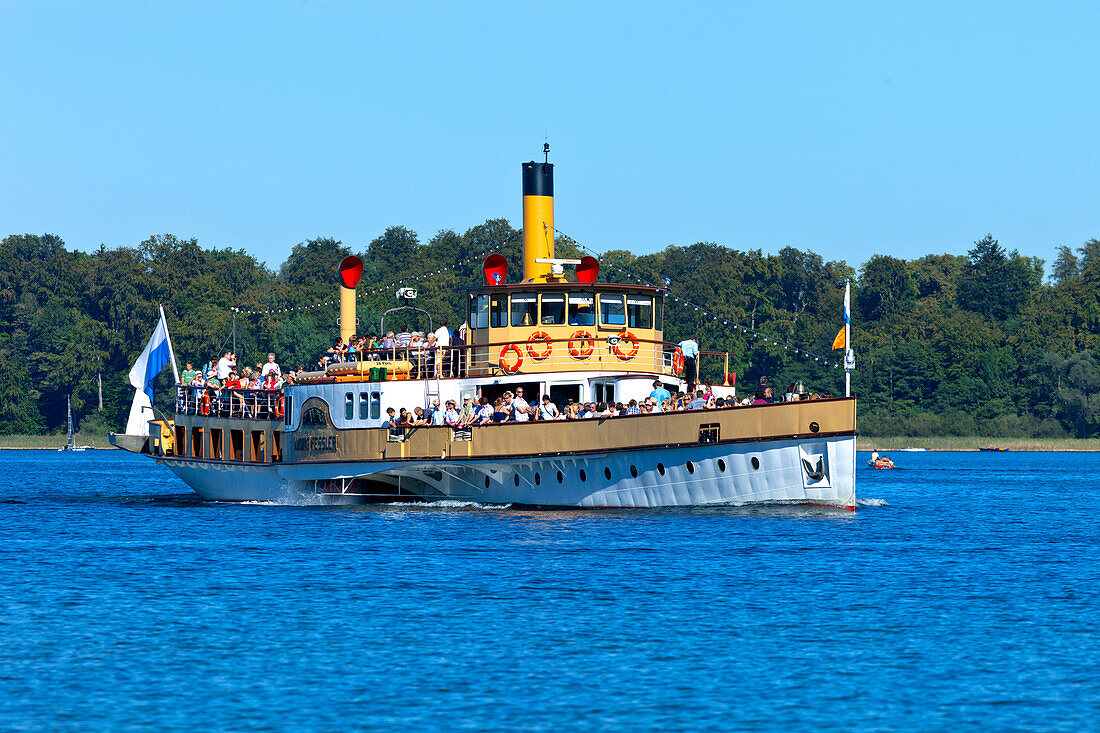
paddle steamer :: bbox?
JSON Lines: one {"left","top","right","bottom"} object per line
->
{"left": 140, "top": 156, "right": 858, "bottom": 507}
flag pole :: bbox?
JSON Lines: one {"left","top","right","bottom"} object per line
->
{"left": 160, "top": 304, "right": 181, "bottom": 385}
{"left": 844, "top": 280, "right": 851, "bottom": 398}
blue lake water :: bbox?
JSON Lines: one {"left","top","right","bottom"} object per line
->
{"left": 0, "top": 449, "right": 1096, "bottom": 731}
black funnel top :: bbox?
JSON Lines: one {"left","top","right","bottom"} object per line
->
{"left": 522, "top": 161, "right": 554, "bottom": 197}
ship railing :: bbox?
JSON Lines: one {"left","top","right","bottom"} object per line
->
{"left": 175, "top": 386, "right": 284, "bottom": 421}
{"left": 317, "top": 339, "right": 736, "bottom": 383}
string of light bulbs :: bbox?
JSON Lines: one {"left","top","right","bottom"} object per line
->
{"left": 554, "top": 227, "right": 843, "bottom": 369}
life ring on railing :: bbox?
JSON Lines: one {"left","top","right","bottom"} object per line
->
{"left": 275, "top": 395, "right": 284, "bottom": 419}
{"left": 613, "top": 330, "right": 639, "bottom": 360}
{"left": 569, "top": 330, "right": 595, "bottom": 359}
{"left": 200, "top": 391, "right": 211, "bottom": 416}
{"left": 499, "top": 343, "right": 523, "bottom": 374}
{"left": 672, "top": 347, "right": 685, "bottom": 376}
{"left": 526, "top": 331, "right": 553, "bottom": 361}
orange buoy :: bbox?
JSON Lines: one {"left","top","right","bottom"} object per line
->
{"left": 672, "top": 347, "right": 684, "bottom": 376}
{"left": 499, "top": 343, "right": 523, "bottom": 374}
{"left": 569, "top": 330, "right": 595, "bottom": 359}
{"left": 613, "top": 330, "right": 639, "bottom": 360}
{"left": 526, "top": 331, "right": 553, "bottom": 361}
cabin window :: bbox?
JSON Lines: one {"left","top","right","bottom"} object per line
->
{"left": 359, "top": 392, "right": 369, "bottom": 420}
{"left": 175, "top": 425, "right": 186, "bottom": 456}
{"left": 540, "top": 293, "right": 565, "bottom": 325}
{"left": 568, "top": 293, "right": 595, "bottom": 326}
{"left": 272, "top": 431, "right": 283, "bottom": 463}
{"left": 230, "top": 429, "right": 244, "bottom": 461}
{"left": 344, "top": 393, "right": 354, "bottom": 420}
{"left": 370, "top": 392, "right": 381, "bottom": 420}
{"left": 284, "top": 394, "right": 293, "bottom": 427}
{"left": 191, "top": 427, "right": 204, "bottom": 459}
{"left": 490, "top": 295, "right": 508, "bottom": 328}
{"left": 549, "top": 383, "right": 582, "bottom": 411}
{"left": 511, "top": 293, "right": 538, "bottom": 327}
{"left": 594, "top": 382, "right": 615, "bottom": 404}
{"left": 210, "top": 428, "right": 224, "bottom": 460}
{"left": 471, "top": 294, "right": 489, "bottom": 330}
{"left": 599, "top": 294, "right": 626, "bottom": 327}
{"left": 251, "top": 431, "right": 265, "bottom": 462}
{"left": 655, "top": 296, "right": 664, "bottom": 331}
{"left": 627, "top": 296, "right": 653, "bottom": 329}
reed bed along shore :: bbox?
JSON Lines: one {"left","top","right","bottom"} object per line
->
{"left": 858, "top": 436, "right": 1100, "bottom": 452}
{"left": 0, "top": 434, "right": 117, "bottom": 449}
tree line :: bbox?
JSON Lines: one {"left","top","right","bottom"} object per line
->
{"left": 1, "top": 224, "right": 1098, "bottom": 437}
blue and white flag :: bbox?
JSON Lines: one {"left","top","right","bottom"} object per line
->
{"left": 128, "top": 309, "right": 174, "bottom": 402}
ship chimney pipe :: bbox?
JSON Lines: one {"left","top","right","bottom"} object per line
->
{"left": 338, "top": 255, "right": 363, "bottom": 344}
{"left": 522, "top": 157, "right": 555, "bottom": 283}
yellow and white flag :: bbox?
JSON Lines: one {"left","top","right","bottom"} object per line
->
{"left": 831, "top": 281, "right": 850, "bottom": 350}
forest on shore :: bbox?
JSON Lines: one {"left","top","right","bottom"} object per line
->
{"left": 1, "top": 222, "right": 1099, "bottom": 438}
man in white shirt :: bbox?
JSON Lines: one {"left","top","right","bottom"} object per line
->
{"left": 678, "top": 335, "right": 699, "bottom": 390}
{"left": 512, "top": 387, "right": 531, "bottom": 422}
{"left": 433, "top": 320, "right": 451, "bottom": 376}
{"left": 216, "top": 351, "right": 235, "bottom": 380}
{"left": 261, "top": 353, "right": 281, "bottom": 379}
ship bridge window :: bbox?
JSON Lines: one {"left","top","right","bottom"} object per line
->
{"left": 471, "top": 294, "right": 489, "bottom": 329}
{"left": 599, "top": 294, "right": 626, "bottom": 327}
{"left": 541, "top": 293, "right": 565, "bottom": 325}
{"left": 511, "top": 293, "right": 538, "bottom": 327}
{"left": 490, "top": 295, "right": 507, "bottom": 328}
{"left": 628, "top": 296, "right": 653, "bottom": 329}
{"left": 655, "top": 296, "right": 664, "bottom": 331}
{"left": 568, "top": 293, "right": 595, "bottom": 326}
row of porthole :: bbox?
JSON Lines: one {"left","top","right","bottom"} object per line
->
{"left": 485, "top": 455, "right": 762, "bottom": 488}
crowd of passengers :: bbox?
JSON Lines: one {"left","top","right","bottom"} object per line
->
{"left": 380, "top": 380, "right": 835, "bottom": 429}
{"left": 176, "top": 351, "right": 303, "bottom": 417}
{"left": 319, "top": 323, "right": 464, "bottom": 378}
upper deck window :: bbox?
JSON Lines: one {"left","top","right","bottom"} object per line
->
{"left": 568, "top": 293, "right": 595, "bottom": 326}
{"left": 599, "top": 294, "right": 626, "bottom": 327}
{"left": 627, "top": 296, "right": 653, "bottom": 329}
{"left": 511, "top": 293, "right": 538, "bottom": 327}
{"left": 541, "top": 293, "right": 565, "bottom": 325}
{"left": 655, "top": 296, "right": 664, "bottom": 331}
{"left": 471, "top": 294, "right": 489, "bottom": 330}
{"left": 490, "top": 295, "right": 507, "bottom": 328}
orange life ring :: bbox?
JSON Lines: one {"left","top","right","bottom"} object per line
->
{"left": 569, "top": 330, "right": 595, "bottom": 359}
{"left": 672, "top": 347, "right": 685, "bottom": 376}
{"left": 499, "top": 343, "right": 523, "bottom": 374}
{"left": 275, "top": 395, "right": 284, "bottom": 419}
{"left": 200, "top": 391, "right": 211, "bottom": 416}
{"left": 613, "top": 330, "right": 639, "bottom": 360}
{"left": 526, "top": 331, "right": 553, "bottom": 361}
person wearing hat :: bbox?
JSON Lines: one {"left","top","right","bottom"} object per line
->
{"left": 430, "top": 398, "right": 444, "bottom": 425}
{"left": 460, "top": 395, "right": 475, "bottom": 425}
{"left": 444, "top": 400, "right": 461, "bottom": 427}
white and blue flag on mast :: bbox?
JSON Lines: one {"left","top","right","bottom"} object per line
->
{"left": 128, "top": 305, "right": 179, "bottom": 402}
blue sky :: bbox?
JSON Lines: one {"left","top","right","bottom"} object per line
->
{"left": 2, "top": 2, "right": 1098, "bottom": 273}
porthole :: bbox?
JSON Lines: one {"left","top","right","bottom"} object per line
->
{"left": 604, "top": 467, "right": 612, "bottom": 480}
{"left": 579, "top": 469, "right": 587, "bottom": 482}
{"left": 557, "top": 470, "right": 564, "bottom": 483}
{"left": 514, "top": 474, "right": 520, "bottom": 487}
{"left": 485, "top": 476, "right": 491, "bottom": 488}
{"left": 657, "top": 463, "right": 665, "bottom": 476}
{"left": 717, "top": 459, "right": 726, "bottom": 472}
{"left": 535, "top": 472, "right": 541, "bottom": 485}
{"left": 809, "top": 421, "right": 820, "bottom": 433}
{"left": 686, "top": 461, "right": 695, "bottom": 474}
{"left": 630, "top": 465, "right": 638, "bottom": 478}
{"left": 751, "top": 456, "right": 760, "bottom": 470}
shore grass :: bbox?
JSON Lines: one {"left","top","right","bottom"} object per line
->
{"left": 0, "top": 433, "right": 117, "bottom": 449}
{"left": 857, "top": 436, "right": 1100, "bottom": 452}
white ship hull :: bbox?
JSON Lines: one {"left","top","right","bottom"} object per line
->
{"left": 157, "top": 433, "right": 855, "bottom": 508}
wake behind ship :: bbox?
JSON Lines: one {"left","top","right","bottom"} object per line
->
{"left": 131, "top": 153, "right": 857, "bottom": 507}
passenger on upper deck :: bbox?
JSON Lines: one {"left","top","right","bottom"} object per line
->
{"left": 649, "top": 380, "right": 671, "bottom": 406}
{"left": 678, "top": 335, "right": 699, "bottom": 390}
{"left": 217, "top": 351, "right": 235, "bottom": 380}
{"left": 538, "top": 395, "right": 559, "bottom": 421}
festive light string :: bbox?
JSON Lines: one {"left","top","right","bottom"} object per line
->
{"left": 228, "top": 229, "right": 841, "bottom": 368}
{"left": 555, "top": 227, "right": 843, "bottom": 369}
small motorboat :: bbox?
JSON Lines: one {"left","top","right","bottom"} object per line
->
{"left": 978, "top": 446, "right": 1009, "bottom": 452}
{"left": 867, "top": 451, "right": 895, "bottom": 469}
